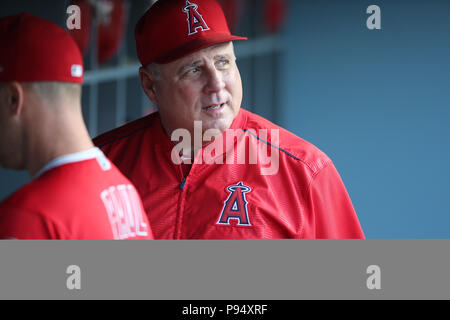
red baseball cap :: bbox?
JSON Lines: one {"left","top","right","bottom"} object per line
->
{"left": 135, "top": 0, "right": 247, "bottom": 66}
{"left": 0, "top": 12, "right": 84, "bottom": 83}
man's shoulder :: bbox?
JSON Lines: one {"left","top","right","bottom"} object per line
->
{"left": 0, "top": 160, "right": 129, "bottom": 219}
{"left": 242, "top": 109, "right": 331, "bottom": 174}
{"left": 0, "top": 179, "right": 45, "bottom": 214}
{"left": 93, "top": 112, "right": 160, "bottom": 149}
{"left": 1, "top": 160, "right": 105, "bottom": 208}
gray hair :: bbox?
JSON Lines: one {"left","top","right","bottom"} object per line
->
{"left": 26, "top": 82, "right": 81, "bottom": 102}
{"left": 145, "top": 63, "right": 161, "bottom": 81}
{"left": 0, "top": 82, "right": 81, "bottom": 111}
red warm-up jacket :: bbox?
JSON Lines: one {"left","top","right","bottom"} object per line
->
{"left": 94, "top": 108, "right": 364, "bottom": 239}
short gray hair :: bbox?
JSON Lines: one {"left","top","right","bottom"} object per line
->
{"left": 0, "top": 82, "right": 81, "bottom": 110}
{"left": 146, "top": 63, "right": 161, "bottom": 80}
{"left": 26, "top": 82, "right": 81, "bottom": 102}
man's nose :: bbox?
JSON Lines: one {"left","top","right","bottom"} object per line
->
{"left": 204, "top": 67, "right": 225, "bottom": 93}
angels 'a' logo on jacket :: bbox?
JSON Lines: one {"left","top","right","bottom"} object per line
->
{"left": 217, "top": 182, "right": 252, "bottom": 226}
{"left": 182, "top": 0, "right": 210, "bottom": 35}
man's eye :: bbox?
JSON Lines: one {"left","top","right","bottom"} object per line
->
{"left": 217, "top": 60, "right": 230, "bottom": 68}
{"left": 186, "top": 68, "right": 199, "bottom": 76}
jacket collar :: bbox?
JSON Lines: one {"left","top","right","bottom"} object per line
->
{"left": 155, "top": 108, "right": 248, "bottom": 165}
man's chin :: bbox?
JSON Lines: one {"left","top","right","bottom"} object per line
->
{"left": 201, "top": 117, "right": 233, "bottom": 135}
{"left": 200, "top": 107, "right": 237, "bottom": 133}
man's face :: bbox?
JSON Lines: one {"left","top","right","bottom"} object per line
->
{"left": 150, "top": 42, "right": 243, "bottom": 137}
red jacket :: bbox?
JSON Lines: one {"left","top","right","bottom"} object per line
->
{"left": 94, "top": 109, "right": 364, "bottom": 239}
{"left": 0, "top": 149, "right": 153, "bottom": 240}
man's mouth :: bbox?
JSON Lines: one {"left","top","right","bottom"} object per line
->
{"left": 203, "top": 103, "right": 226, "bottom": 111}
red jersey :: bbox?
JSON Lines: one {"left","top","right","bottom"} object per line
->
{"left": 0, "top": 148, "right": 153, "bottom": 240}
{"left": 94, "top": 109, "right": 364, "bottom": 239}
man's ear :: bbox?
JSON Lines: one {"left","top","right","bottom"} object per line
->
{"left": 6, "top": 82, "right": 24, "bottom": 116}
{"left": 139, "top": 67, "right": 158, "bottom": 105}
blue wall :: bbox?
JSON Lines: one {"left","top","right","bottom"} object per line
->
{"left": 279, "top": 0, "right": 450, "bottom": 237}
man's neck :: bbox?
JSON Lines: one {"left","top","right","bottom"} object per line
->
{"left": 25, "top": 112, "right": 94, "bottom": 178}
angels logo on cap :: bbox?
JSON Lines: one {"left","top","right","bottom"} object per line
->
{"left": 182, "top": 0, "right": 210, "bottom": 35}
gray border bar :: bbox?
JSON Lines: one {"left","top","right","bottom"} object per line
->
{"left": 0, "top": 240, "right": 449, "bottom": 300}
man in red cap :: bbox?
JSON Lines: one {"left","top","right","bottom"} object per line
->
{"left": 94, "top": 0, "right": 365, "bottom": 239}
{"left": 0, "top": 13, "right": 153, "bottom": 240}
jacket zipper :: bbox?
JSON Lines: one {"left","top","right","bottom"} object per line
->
{"left": 175, "top": 177, "right": 188, "bottom": 239}
{"left": 179, "top": 178, "right": 186, "bottom": 190}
